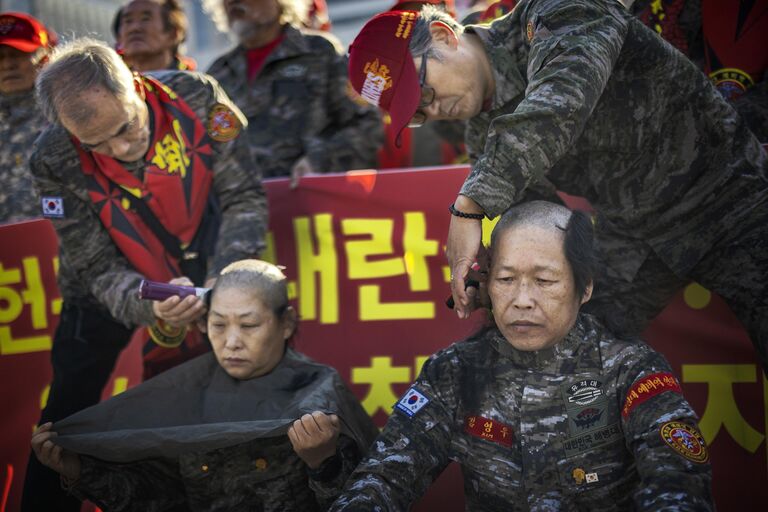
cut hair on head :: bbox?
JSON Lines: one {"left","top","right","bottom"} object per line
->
{"left": 213, "top": 259, "right": 290, "bottom": 316}
{"left": 202, "top": 0, "right": 308, "bottom": 33}
{"left": 408, "top": 4, "right": 464, "bottom": 60}
{"left": 489, "top": 201, "right": 596, "bottom": 299}
{"left": 35, "top": 37, "right": 135, "bottom": 125}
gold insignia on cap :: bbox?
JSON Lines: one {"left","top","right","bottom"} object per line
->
{"left": 526, "top": 21, "right": 534, "bottom": 42}
{"left": 254, "top": 458, "right": 268, "bottom": 471}
{"left": 572, "top": 467, "right": 585, "bottom": 484}
{"left": 207, "top": 103, "right": 241, "bottom": 142}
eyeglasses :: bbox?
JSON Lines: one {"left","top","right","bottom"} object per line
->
{"left": 408, "top": 55, "right": 436, "bottom": 128}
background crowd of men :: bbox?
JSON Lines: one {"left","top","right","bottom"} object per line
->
{"left": 0, "top": 0, "right": 765, "bottom": 510}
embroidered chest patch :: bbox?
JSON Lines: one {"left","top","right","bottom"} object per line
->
{"left": 562, "top": 377, "right": 610, "bottom": 439}
{"left": 565, "top": 379, "right": 604, "bottom": 406}
{"left": 464, "top": 415, "right": 513, "bottom": 447}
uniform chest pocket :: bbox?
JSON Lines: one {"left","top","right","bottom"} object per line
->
{"left": 556, "top": 427, "right": 637, "bottom": 505}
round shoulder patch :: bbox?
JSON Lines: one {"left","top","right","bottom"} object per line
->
{"left": 207, "top": 103, "right": 242, "bottom": 142}
{"left": 660, "top": 421, "right": 709, "bottom": 464}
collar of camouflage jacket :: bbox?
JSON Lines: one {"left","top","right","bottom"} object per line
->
{"left": 465, "top": 14, "right": 528, "bottom": 112}
{"left": 52, "top": 349, "right": 377, "bottom": 463}
{"left": 489, "top": 313, "right": 602, "bottom": 371}
{"left": 221, "top": 25, "right": 313, "bottom": 79}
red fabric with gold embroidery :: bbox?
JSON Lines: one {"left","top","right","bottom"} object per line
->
{"left": 637, "top": 0, "right": 689, "bottom": 55}
{"left": 702, "top": 0, "right": 768, "bottom": 101}
{"left": 464, "top": 415, "right": 514, "bottom": 447}
{"left": 622, "top": 372, "right": 682, "bottom": 418}
{"left": 74, "top": 75, "right": 214, "bottom": 378}
{"left": 75, "top": 75, "right": 214, "bottom": 283}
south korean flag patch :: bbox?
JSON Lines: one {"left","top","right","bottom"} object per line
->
{"left": 41, "top": 197, "right": 64, "bottom": 218}
{"left": 395, "top": 387, "right": 429, "bottom": 418}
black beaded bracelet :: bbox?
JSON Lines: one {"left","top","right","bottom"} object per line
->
{"left": 449, "top": 203, "right": 485, "bottom": 220}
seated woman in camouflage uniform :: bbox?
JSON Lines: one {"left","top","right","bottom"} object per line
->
{"left": 31, "top": 259, "right": 377, "bottom": 512}
{"left": 330, "top": 201, "right": 714, "bottom": 512}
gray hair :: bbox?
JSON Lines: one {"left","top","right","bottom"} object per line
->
{"left": 202, "top": 0, "right": 308, "bottom": 33}
{"left": 489, "top": 201, "right": 596, "bottom": 299}
{"left": 408, "top": 4, "right": 464, "bottom": 60}
{"left": 35, "top": 37, "right": 135, "bottom": 125}
{"left": 213, "top": 259, "right": 290, "bottom": 316}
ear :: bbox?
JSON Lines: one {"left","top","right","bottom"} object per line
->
{"left": 580, "top": 280, "right": 593, "bottom": 305}
{"left": 281, "top": 306, "right": 298, "bottom": 340}
{"left": 429, "top": 21, "right": 459, "bottom": 51}
{"left": 133, "top": 74, "right": 145, "bottom": 98}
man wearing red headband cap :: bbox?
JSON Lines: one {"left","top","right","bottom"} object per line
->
{"left": 0, "top": 12, "right": 54, "bottom": 223}
{"left": 348, "top": 3, "right": 768, "bottom": 375}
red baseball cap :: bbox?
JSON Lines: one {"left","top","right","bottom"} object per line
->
{"left": 390, "top": 0, "right": 456, "bottom": 18}
{"left": 349, "top": 11, "right": 421, "bottom": 144}
{"left": 0, "top": 12, "right": 52, "bottom": 53}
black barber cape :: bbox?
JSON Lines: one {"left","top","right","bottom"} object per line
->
{"left": 54, "top": 349, "right": 378, "bottom": 462}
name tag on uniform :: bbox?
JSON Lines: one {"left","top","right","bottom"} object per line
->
{"left": 464, "top": 415, "right": 513, "bottom": 448}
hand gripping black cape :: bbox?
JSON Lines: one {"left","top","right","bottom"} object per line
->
{"left": 53, "top": 349, "right": 378, "bottom": 462}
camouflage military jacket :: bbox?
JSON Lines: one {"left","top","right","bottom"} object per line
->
{"left": 0, "top": 89, "right": 47, "bottom": 223}
{"left": 74, "top": 434, "right": 360, "bottom": 512}
{"left": 331, "top": 314, "right": 713, "bottom": 511}
{"left": 207, "top": 25, "right": 383, "bottom": 178}
{"left": 29, "top": 71, "right": 267, "bottom": 327}
{"left": 461, "top": 0, "right": 767, "bottom": 280}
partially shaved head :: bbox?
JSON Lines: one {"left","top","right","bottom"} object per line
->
{"left": 490, "top": 200, "right": 572, "bottom": 246}
{"left": 213, "top": 259, "right": 289, "bottom": 315}
{"left": 490, "top": 201, "right": 596, "bottom": 299}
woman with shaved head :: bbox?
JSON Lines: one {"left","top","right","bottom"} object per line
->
{"left": 331, "top": 201, "right": 714, "bottom": 511}
{"left": 31, "top": 259, "right": 377, "bottom": 511}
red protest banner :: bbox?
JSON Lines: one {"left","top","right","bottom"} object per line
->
{"left": 0, "top": 166, "right": 765, "bottom": 511}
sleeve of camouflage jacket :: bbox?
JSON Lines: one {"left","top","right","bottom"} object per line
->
{"left": 70, "top": 455, "right": 186, "bottom": 512}
{"left": 615, "top": 343, "right": 714, "bottom": 511}
{"left": 166, "top": 71, "right": 268, "bottom": 278}
{"left": 307, "top": 434, "right": 363, "bottom": 508}
{"left": 329, "top": 353, "right": 456, "bottom": 511}
{"left": 460, "top": 0, "right": 628, "bottom": 217}
{"left": 29, "top": 130, "right": 156, "bottom": 327}
{"left": 302, "top": 47, "right": 384, "bottom": 173}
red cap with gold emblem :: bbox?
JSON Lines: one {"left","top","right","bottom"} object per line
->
{"left": 0, "top": 12, "right": 53, "bottom": 53}
{"left": 348, "top": 11, "right": 421, "bottom": 143}
{"left": 389, "top": 1, "right": 456, "bottom": 18}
